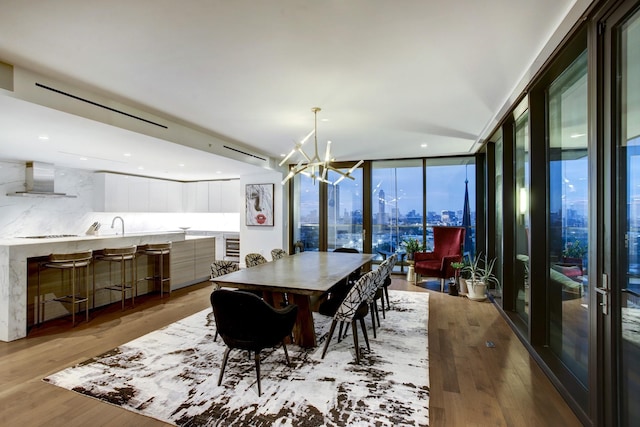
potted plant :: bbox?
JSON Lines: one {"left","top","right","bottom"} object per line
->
{"left": 402, "top": 237, "right": 423, "bottom": 261}
{"left": 449, "top": 261, "right": 465, "bottom": 296}
{"left": 460, "top": 252, "right": 499, "bottom": 301}
{"left": 561, "top": 240, "right": 586, "bottom": 272}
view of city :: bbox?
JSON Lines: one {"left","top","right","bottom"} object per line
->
{"left": 294, "top": 163, "right": 477, "bottom": 261}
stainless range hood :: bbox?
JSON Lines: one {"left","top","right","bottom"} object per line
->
{"left": 7, "top": 161, "right": 76, "bottom": 198}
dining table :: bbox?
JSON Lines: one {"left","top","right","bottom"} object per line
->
{"left": 212, "top": 251, "right": 375, "bottom": 347}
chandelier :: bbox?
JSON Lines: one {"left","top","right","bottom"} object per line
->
{"left": 280, "top": 107, "right": 363, "bottom": 185}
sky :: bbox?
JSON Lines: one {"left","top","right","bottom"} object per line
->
{"left": 297, "top": 164, "right": 476, "bottom": 218}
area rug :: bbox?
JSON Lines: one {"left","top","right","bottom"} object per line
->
{"left": 44, "top": 290, "right": 429, "bottom": 426}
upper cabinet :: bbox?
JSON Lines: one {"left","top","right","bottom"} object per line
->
{"left": 94, "top": 172, "right": 238, "bottom": 213}
{"left": 208, "top": 180, "right": 239, "bottom": 212}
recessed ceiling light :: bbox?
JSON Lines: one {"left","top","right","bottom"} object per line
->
{"left": 321, "top": 118, "right": 329, "bottom": 122}
{"left": 138, "top": 166, "right": 144, "bottom": 170}
{"left": 280, "top": 153, "right": 286, "bottom": 157}
{"left": 38, "top": 135, "right": 49, "bottom": 140}
{"left": 421, "top": 143, "right": 428, "bottom": 148}
{"left": 79, "top": 157, "right": 88, "bottom": 161}
{"left": 216, "top": 171, "right": 222, "bottom": 174}
{"left": 124, "top": 153, "right": 132, "bottom": 157}
{"left": 179, "top": 163, "right": 185, "bottom": 167}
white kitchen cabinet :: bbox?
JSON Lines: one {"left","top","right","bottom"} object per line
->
{"left": 94, "top": 172, "right": 128, "bottom": 211}
{"left": 208, "top": 181, "right": 221, "bottom": 212}
{"left": 166, "top": 180, "right": 183, "bottom": 212}
{"left": 219, "top": 179, "right": 240, "bottom": 213}
{"left": 95, "top": 173, "right": 239, "bottom": 213}
{"left": 127, "top": 175, "right": 149, "bottom": 212}
{"left": 149, "top": 179, "right": 182, "bottom": 212}
{"left": 183, "top": 181, "right": 209, "bottom": 212}
{"left": 148, "top": 179, "right": 167, "bottom": 212}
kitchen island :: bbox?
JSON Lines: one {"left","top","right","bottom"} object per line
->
{"left": 0, "top": 231, "right": 215, "bottom": 342}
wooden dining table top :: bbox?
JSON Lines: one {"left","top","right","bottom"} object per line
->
{"left": 212, "top": 251, "right": 375, "bottom": 295}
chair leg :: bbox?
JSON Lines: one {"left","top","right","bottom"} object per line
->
{"left": 359, "top": 317, "right": 370, "bottom": 352}
{"left": 379, "top": 296, "right": 385, "bottom": 320}
{"left": 369, "top": 303, "right": 377, "bottom": 339}
{"left": 351, "top": 321, "right": 360, "bottom": 364}
{"left": 254, "top": 351, "right": 262, "bottom": 396}
{"left": 384, "top": 286, "right": 390, "bottom": 310}
{"left": 338, "top": 321, "right": 346, "bottom": 342}
{"left": 321, "top": 320, "right": 338, "bottom": 359}
{"left": 282, "top": 341, "right": 290, "bottom": 365}
{"left": 214, "top": 331, "right": 218, "bottom": 342}
{"left": 374, "top": 299, "right": 381, "bottom": 324}
{"left": 218, "top": 347, "right": 231, "bottom": 386}
{"left": 440, "top": 278, "right": 445, "bottom": 293}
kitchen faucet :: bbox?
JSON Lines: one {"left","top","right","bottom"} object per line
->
{"left": 111, "top": 216, "right": 125, "bottom": 235}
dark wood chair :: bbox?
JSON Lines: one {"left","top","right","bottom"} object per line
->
{"left": 414, "top": 226, "right": 465, "bottom": 292}
{"left": 210, "top": 289, "right": 298, "bottom": 396}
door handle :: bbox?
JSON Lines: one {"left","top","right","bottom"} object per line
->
{"left": 594, "top": 273, "right": 610, "bottom": 315}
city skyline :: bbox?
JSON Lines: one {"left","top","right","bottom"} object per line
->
{"left": 297, "top": 164, "right": 477, "bottom": 220}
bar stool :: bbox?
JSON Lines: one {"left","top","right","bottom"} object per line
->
{"left": 37, "top": 250, "right": 93, "bottom": 326}
{"left": 137, "top": 242, "right": 172, "bottom": 298}
{"left": 94, "top": 245, "right": 137, "bottom": 310}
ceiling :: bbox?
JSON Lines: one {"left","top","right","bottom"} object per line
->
{"left": 0, "top": 0, "right": 590, "bottom": 181}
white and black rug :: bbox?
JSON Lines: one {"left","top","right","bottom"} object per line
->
{"left": 44, "top": 290, "right": 429, "bottom": 426}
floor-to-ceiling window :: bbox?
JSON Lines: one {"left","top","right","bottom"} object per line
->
{"left": 326, "top": 168, "right": 364, "bottom": 252}
{"left": 547, "top": 49, "right": 589, "bottom": 386}
{"left": 425, "top": 158, "right": 476, "bottom": 256}
{"left": 514, "top": 109, "right": 530, "bottom": 322}
{"left": 292, "top": 173, "right": 320, "bottom": 251}
{"left": 493, "top": 132, "right": 504, "bottom": 302}
{"left": 614, "top": 5, "right": 640, "bottom": 425}
{"left": 291, "top": 157, "right": 475, "bottom": 271}
{"left": 371, "top": 159, "right": 423, "bottom": 271}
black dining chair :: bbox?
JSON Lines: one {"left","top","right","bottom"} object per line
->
{"left": 210, "top": 289, "right": 298, "bottom": 396}
{"left": 380, "top": 253, "right": 397, "bottom": 311}
{"left": 321, "top": 270, "right": 377, "bottom": 364}
{"left": 319, "top": 247, "right": 362, "bottom": 313}
{"left": 209, "top": 260, "right": 240, "bottom": 342}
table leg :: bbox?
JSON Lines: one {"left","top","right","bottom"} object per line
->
{"left": 290, "top": 294, "right": 316, "bottom": 348}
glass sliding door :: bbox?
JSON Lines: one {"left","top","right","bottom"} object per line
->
{"left": 616, "top": 6, "right": 640, "bottom": 425}
{"left": 514, "top": 110, "right": 530, "bottom": 321}
{"left": 493, "top": 132, "right": 504, "bottom": 303}
{"left": 546, "top": 50, "right": 589, "bottom": 386}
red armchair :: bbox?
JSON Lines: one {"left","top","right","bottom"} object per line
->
{"left": 414, "top": 226, "right": 465, "bottom": 292}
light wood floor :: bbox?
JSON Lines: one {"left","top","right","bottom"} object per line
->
{"left": 0, "top": 278, "right": 582, "bottom": 426}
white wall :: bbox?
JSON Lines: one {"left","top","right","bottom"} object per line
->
{"left": 239, "top": 170, "right": 287, "bottom": 266}
{"left": 0, "top": 160, "right": 240, "bottom": 239}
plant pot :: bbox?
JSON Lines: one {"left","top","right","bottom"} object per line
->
{"left": 458, "top": 277, "right": 468, "bottom": 294}
{"left": 465, "top": 279, "right": 487, "bottom": 301}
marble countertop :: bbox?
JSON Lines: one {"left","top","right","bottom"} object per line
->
{"left": 0, "top": 231, "right": 191, "bottom": 247}
{"left": 0, "top": 229, "right": 222, "bottom": 342}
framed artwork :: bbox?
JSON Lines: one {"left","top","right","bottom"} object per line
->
{"left": 245, "top": 183, "right": 274, "bottom": 226}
